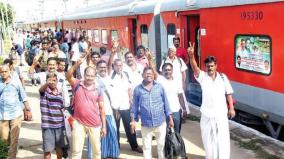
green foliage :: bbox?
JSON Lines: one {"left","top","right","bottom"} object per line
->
{"left": 0, "top": 138, "right": 8, "bottom": 159}
{"left": 0, "top": 56, "right": 4, "bottom": 64}
{"left": 0, "top": 2, "right": 14, "bottom": 27}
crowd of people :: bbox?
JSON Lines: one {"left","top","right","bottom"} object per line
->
{"left": 0, "top": 28, "right": 236, "bottom": 159}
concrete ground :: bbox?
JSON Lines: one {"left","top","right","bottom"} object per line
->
{"left": 16, "top": 82, "right": 258, "bottom": 159}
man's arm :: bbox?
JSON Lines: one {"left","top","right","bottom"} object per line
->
{"left": 28, "top": 55, "right": 40, "bottom": 74}
{"left": 187, "top": 42, "right": 200, "bottom": 77}
{"left": 39, "top": 83, "right": 48, "bottom": 94}
{"left": 128, "top": 87, "right": 132, "bottom": 106}
{"left": 226, "top": 94, "right": 236, "bottom": 119}
{"left": 178, "top": 93, "right": 188, "bottom": 118}
{"left": 146, "top": 50, "right": 159, "bottom": 79}
{"left": 98, "top": 101, "right": 106, "bottom": 137}
{"left": 18, "top": 85, "right": 32, "bottom": 121}
{"left": 107, "top": 46, "right": 117, "bottom": 75}
{"left": 130, "top": 88, "right": 139, "bottom": 134}
{"left": 66, "top": 52, "right": 88, "bottom": 86}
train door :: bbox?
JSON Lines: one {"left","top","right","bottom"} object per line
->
{"left": 187, "top": 15, "right": 200, "bottom": 75}
{"left": 185, "top": 15, "right": 201, "bottom": 106}
{"left": 128, "top": 18, "right": 137, "bottom": 53}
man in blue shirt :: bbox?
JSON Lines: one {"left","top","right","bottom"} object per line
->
{"left": 11, "top": 42, "right": 24, "bottom": 66}
{"left": 130, "top": 66, "right": 174, "bottom": 159}
{"left": 0, "top": 64, "right": 32, "bottom": 158}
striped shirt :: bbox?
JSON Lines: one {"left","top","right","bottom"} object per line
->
{"left": 40, "top": 87, "right": 64, "bottom": 128}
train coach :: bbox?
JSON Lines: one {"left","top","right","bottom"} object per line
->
{"left": 30, "top": 0, "right": 284, "bottom": 139}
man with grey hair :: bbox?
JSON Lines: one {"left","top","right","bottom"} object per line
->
{"left": 108, "top": 49, "right": 143, "bottom": 153}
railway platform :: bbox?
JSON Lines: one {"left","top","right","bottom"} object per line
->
{"left": 15, "top": 82, "right": 256, "bottom": 159}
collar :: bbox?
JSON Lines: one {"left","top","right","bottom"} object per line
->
{"left": 142, "top": 80, "right": 157, "bottom": 88}
{"left": 46, "top": 87, "right": 59, "bottom": 95}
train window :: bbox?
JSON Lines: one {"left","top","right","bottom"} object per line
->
{"left": 167, "top": 24, "right": 176, "bottom": 48}
{"left": 94, "top": 29, "right": 99, "bottom": 43}
{"left": 140, "top": 24, "right": 148, "bottom": 48}
{"left": 111, "top": 30, "right": 119, "bottom": 41}
{"left": 87, "top": 30, "right": 92, "bottom": 40}
{"left": 235, "top": 35, "right": 272, "bottom": 75}
{"left": 102, "top": 30, "right": 108, "bottom": 44}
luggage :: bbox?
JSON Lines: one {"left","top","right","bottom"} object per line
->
{"left": 164, "top": 128, "right": 187, "bottom": 159}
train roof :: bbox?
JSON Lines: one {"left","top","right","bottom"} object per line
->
{"left": 63, "top": 0, "right": 158, "bottom": 21}
{"left": 160, "top": 0, "right": 284, "bottom": 12}
{"left": 26, "top": 0, "right": 284, "bottom": 23}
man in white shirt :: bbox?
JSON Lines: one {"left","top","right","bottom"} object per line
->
{"left": 157, "top": 63, "right": 188, "bottom": 133}
{"left": 70, "top": 38, "right": 81, "bottom": 78}
{"left": 123, "top": 52, "right": 144, "bottom": 89}
{"left": 107, "top": 57, "right": 142, "bottom": 153}
{"left": 96, "top": 60, "right": 120, "bottom": 158}
{"left": 187, "top": 42, "right": 236, "bottom": 159}
{"left": 159, "top": 47, "right": 187, "bottom": 89}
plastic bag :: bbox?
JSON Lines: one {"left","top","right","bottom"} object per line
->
{"left": 63, "top": 109, "right": 73, "bottom": 137}
{"left": 164, "top": 128, "right": 187, "bottom": 159}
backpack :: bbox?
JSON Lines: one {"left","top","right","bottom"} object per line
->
{"left": 164, "top": 128, "right": 187, "bottom": 159}
{"left": 67, "top": 82, "right": 81, "bottom": 115}
{"left": 26, "top": 48, "right": 36, "bottom": 66}
{"left": 219, "top": 72, "right": 236, "bottom": 107}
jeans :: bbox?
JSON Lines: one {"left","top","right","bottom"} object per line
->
{"left": 114, "top": 109, "right": 139, "bottom": 149}
{"left": 172, "top": 110, "right": 182, "bottom": 133}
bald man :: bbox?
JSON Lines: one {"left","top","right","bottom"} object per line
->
{"left": 0, "top": 65, "right": 32, "bottom": 158}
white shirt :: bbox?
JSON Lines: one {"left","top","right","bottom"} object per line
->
{"left": 123, "top": 63, "right": 144, "bottom": 89}
{"left": 110, "top": 71, "right": 131, "bottom": 110}
{"left": 71, "top": 42, "right": 80, "bottom": 62}
{"left": 159, "top": 56, "right": 187, "bottom": 88}
{"left": 157, "top": 75, "right": 183, "bottom": 113}
{"left": 195, "top": 71, "right": 233, "bottom": 118}
{"left": 96, "top": 75, "right": 113, "bottom": 115}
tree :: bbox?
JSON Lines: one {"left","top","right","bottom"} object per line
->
{"left": 0, "top": 2, "right": 14, "bottom": 27}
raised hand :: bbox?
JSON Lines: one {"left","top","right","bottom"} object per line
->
{"left": 187, "top": 42, "right": 195, "bottom": 58}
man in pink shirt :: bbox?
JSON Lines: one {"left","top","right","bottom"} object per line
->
{"left": 173, "top": 37, "right": 189, "bottom": 65}
{"left": 66, "top": 52, "right": 106, "bottom": 159}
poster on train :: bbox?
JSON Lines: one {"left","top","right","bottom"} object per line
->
{"left": 235, "top": 35, "right": 271, "bottom": 75}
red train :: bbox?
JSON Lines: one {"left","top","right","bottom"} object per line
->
{"left": 27, "top": 0, "right": 284, "bottom": 139}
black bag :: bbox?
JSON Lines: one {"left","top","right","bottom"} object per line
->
{"left": 164, "top": 128, "right": 187, "bottom": 159}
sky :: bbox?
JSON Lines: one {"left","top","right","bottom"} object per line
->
{"left": 5, "top": 0, "right": 111, "bottom": 22}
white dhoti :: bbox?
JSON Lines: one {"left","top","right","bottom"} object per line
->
{"left": 200, "top": 114, "right": 230, "bottom": 159}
